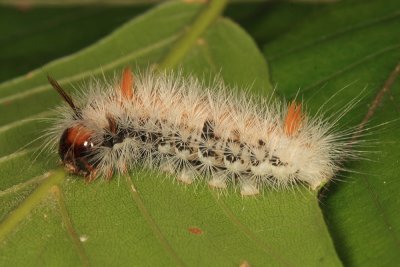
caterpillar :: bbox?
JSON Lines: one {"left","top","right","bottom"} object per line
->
{"left": 46, "top": 67, "right": 356, "bottom": 196}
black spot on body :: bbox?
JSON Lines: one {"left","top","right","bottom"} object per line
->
{"left": 251, "top": 157, "right": 260, "bottom": 166}
{"left": 142, "top": 132, "right": 161, "bottom": 144}
{"left": 270, "top": 156, "right": 287, "bottom": 167}
{"left": 201, "top": 120, "right": 215, "bottom": 140}
{"left": 225, "top": 152, "right": 239, "bottom": 163}
{"left": 160, "top": 136, "right": 167, "bottom": 146}
{"left": 102, "top": 135, "right": 114, "bottom": 148}
{"left": 189, "top": 160, "right": 203, "bottom": 168}
{"left": 102, "top": 126, "right": 140, "bottom": 147}
{"left": 207, "top": 149, "right": 216, "bottom": 157}
{"left": 176, "top": 141, "right": 191, "bottom": 152}
{"left": 250, "top": 150, "right": 268, "bottom": 167}
{"left": 201, "top": 148, "right": 216, "bottom": 158}
{"left": 199, "top": 142, "right": 217, "bottom": 158}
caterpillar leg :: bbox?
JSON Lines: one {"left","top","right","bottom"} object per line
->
{"left": 120, "top": 162, "right": 128, "bottom": 175}
{"left": 85, "top": 169, "right": 98, "bottom": 183}
{"left": 177, "top": 168, "right": 195, "bottom": 184}
{"left": 105, "top": 168, "right": 114, "bottom": 181}
{"left": 308, "top": 177, "right": 327, "bottom": 190}
{"left": 240, "top": 180, "right": 260, "bottom": 196}
{"left": 160, "top": 160, "right": 175, "bottom": 174}
{"left": 208, "top": 173, "right": 227, "bottom": 189}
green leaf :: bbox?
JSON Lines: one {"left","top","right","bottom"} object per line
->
{"left": 0, "top": 5, "right": 152, "bottom": 83}
{"left": 0, "top": 1, "right": 340, "bottom": 266}
{"left": 262, "top": 0, "right": 400, "bottom": 266}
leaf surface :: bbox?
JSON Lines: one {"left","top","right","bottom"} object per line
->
{"left": 0, "top": 2, "right": 341, "bottom": 266}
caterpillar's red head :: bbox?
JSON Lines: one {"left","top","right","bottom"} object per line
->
{"left": 59, "top": 126, "right": 96, "bottom": 176}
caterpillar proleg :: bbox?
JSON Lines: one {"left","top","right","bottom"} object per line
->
{"left": 47, "top": 67, "right": 357, "bottom": 196}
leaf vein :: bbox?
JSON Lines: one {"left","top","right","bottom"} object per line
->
{"left": 211, "top": 191, "right": 293, "bottom": 267}
{"left": 52, "top": 185, "right": 91, "bottom": 267}
{"left": 269, "top": 10, "right": 400, "bottom": 61}
{"left": 297, "top": 43, "right": 400, "bottom": 95}
{"left": 125, "top": 176, "right": 186, "bottom": 267}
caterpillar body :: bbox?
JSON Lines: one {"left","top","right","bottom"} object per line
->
{"left": 47, "top": 68, "right": 353, "bottom": 196}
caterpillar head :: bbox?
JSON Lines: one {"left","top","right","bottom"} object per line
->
{"left": 59, "top": 125, "right": 97, "bottom": 176}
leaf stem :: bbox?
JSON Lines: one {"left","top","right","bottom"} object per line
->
{"left": 0, "top": 169, "right": 65, "bottom": 242}
{"left": 158, "top": 0, "right": 229, "bottom": 70}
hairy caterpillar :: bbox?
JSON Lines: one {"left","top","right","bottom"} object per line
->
{"left": 46, "top": 67, "right": 356, "bottom": 196}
